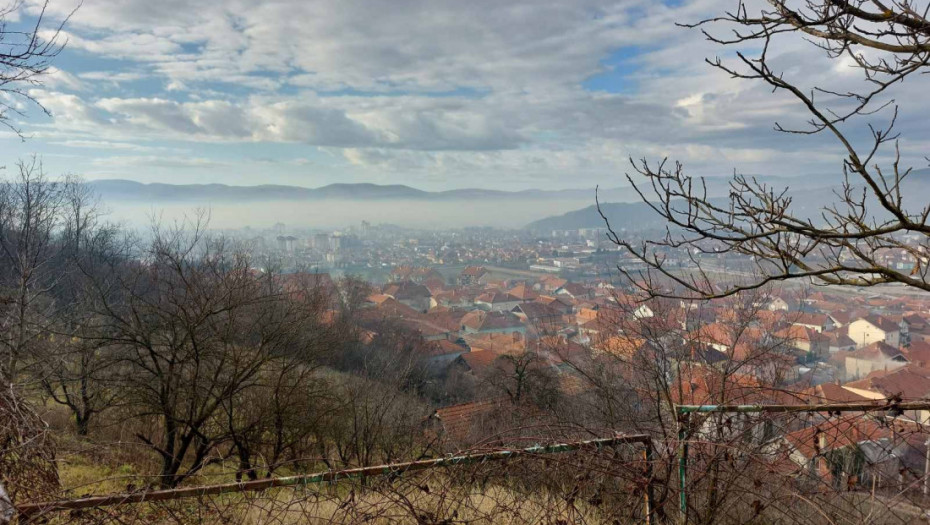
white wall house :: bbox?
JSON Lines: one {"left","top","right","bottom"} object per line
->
{"left": 848, "top": 316, "right": 901, "bottom": 348}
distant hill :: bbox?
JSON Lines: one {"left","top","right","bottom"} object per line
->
{"left": 88, "top": 172, "right": 872, "bottom": 204}
{"left": 525, "top": 201, "right": 670, "bottom": 232}
{"left": 88, "top": 179, "right": 633, "bottom": 203}
{"left": 525, "top": 169, "right": 930, "bottom": 231}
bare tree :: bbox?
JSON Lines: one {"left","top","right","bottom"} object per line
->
{"left": 82, "top": 218, "right": 326, "bottom": 487}
{"left": 0, "top": 1, "right": 71, "bottom": 136}
{"left": 0, "top": 158, "right": 68, "bottom": 380}
{"left": 607, "top": 0, "right": 930, "bottom": 300}
{"left": 35, "top": 175, "right": 122, "bottom": 435}
{"left": 481, "top": 350, "right": 560, "bottom": 408}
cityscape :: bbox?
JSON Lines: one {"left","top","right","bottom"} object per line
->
{"left": 1, "top": 1, "right": 930, "bottom": 523}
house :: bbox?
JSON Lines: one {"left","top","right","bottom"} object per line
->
{"left": 396, "top": 317, "right": 456, "bottom": 341}
{"left": 474, "top": 291, "right": 522, "bottom": 312}
{"left": 507, "top": 283, "right": 538, "bottom": 302}
{"left": 537, "top": 276, "right": 567, "bottom": 292}
{"left": 904, "top": 314, "right": 930, "bottom": 344}
{"left": 432, "top": 288, "right": 480, "bottom": 309}
{"left": 824, "top": 332, "right": 857, "bottom": 354}
{"left": 765, "top": 296, "right": 794, "bottom": 311}
{"left": 790, "top": 312, "right": 833, "bottom": 333}
{"left": 535, "top": 295, "right": 574, "bottom": 315}
{"left": 453, "top": 350, "right": 499, "bottom": 375}
{"left": 512, "top": 302, "right": 563, "bottom": 326}
{"left": 692, "top": 322, "right": 765, "bottom": 354}
{"left": 460, "top": 310, "right": 526, "bottom": 336}
{"left": 777, "top": 325, "right": 829, "bottom": 358}
{"left": 847, "top": 315, "right": 904, "bottom": 348}
{"left": 424, "top": 339, "right": 469, "bottom": 373}
{"left": 843, "top": 341, "right": 909, "bottom": 380}
{"left": 464, "top": 332, "right": 525, "bottom": 355}
{"left": 780, "top": 416, "right": 927, "bottom": 489}
{"left": 632, "top": 303, "right": 654, "bottom": 319}
{"left": 458, "top": 266, "right": 490, "bottom": 286}
{"left": 554, "top": 282, "right": 592, "bottom": 301}
{"left": 382, "top": 281, "right": 432, "bottom": 313}
{"left": 796, "top": 382, "right": 872, "bottom": 404}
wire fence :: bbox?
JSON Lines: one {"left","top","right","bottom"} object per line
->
{"left": 15, "top": 435, "right": 654, "bottom": 524}
{"left": 673, "top": 401, "right": 930, "bottom": 524}
{"left": 11, "top": 402, "right": 930, "bottom": 523}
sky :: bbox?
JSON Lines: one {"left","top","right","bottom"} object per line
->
{"left": 0, "top": 0, "right": 927, "bottom": 191}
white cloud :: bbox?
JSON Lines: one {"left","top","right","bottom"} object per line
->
{"left": 13, "top": 0, "right": 925, "bottom": 188}
{"left": 92, "top": 155, "right": 229, "bottom": 170}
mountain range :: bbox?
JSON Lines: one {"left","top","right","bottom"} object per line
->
{"left": 88, "top": 173, "right": 838, "bottom": 204}
{"left": 89, "top": 170, "right": 930, "bottom": 231}
{"left": 526, "top": 169, "right": 930, "bottom": 231}
{"left": 88, "top": 179, "right": 630, "bottom": 203}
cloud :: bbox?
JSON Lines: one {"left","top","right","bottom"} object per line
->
{"left": 91, "top": 155, "right": 229, "bottom": 169}
{"left": 13, "top": 0, "right": 925, "bottom": 188}
{"left": 44, "top": 67, "right": 87, "bottom": 91}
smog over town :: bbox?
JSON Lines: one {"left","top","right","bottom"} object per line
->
{"left": 2, "top": 1, "right": 930, "bottom": 524}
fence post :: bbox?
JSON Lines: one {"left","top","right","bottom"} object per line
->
{"left": 678, "top": 411, "right": 689, "bottom": 524}
{"left": 643, "top": 440, "right": 654, "bottom": 525}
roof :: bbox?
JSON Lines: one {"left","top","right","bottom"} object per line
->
{"left": 366, "top": 293, "right": 393, "bottom": 305}
{"left": 512, "top": 301, "right": 561, "bottom": 320}
{"left": 458, "top": 350, "right": 499, "bottom": 373}
{"left": 905, "top": 341, "right": 930, "bottom": 366}
{"left": 460, "top": 266, "right": 488, "bottom": 277}
{"left": 424, "top": 308, "right": 471, "bottom": 331}
{"left": 672, "top": 364, "right": 765, "bottom": 405}
{"left": 426, "top": 339, "right": 467, "bottom": 357}
{"left": 461, "top": 310, "right": 523, "bottom": 332}
{"left": 397, "top": 317, "right": 454, "bottom": 337}
{"left": 556, "top": 283, "right": 589, "bottom": 296}
{"left": 476, "top": 291, "right": 521, "bottom": 305}
{"left": 853, "top": 315, "right": 900, "bottom": 333}
{"left": 432, "top": 399, "right": 502, "bottom": 443}
{"left": 797, "top": 382, "right": 872, "bottom": 404}
{"left": 358, "top": 297, "right": 421, "bottom": 322}
{"left": 846, "top": 341, "right": 905, "bottom": 361}
{"left": 845, "top": 365, "right": 930, "bottom": 400}
{"left": 783, "top": 416, "right": 887, "bottom": 460}
{"left": 383, "top": 281, "right": 432, "bottom": 300}
{"left": 535, "top": 295, "right": 572, "bottom": 311}
{"left": 464, "top": 332, "right": 525, "bottom": 355}
{"left": 508, "top": 283, "right": 538, "bottom": 300}
{"left": 791, "top": 312, "right": 829, "bottom": 327}
{"left": 824, "top": 332, "right": 857, "bottom": 348}
{"left": 777, "top": 324, "right": 827, "bottom": 344}
{"left": 595, "top": 336, "right": 645, "bottom": 359}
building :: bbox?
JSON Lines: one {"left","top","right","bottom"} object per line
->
{"left": 844, "top": 341, "right": 909, "bottom": 379}
{"left": 475, "top": 291, "right": 522, "bottom": 312}
{"left": 848, "top": 315, "right": 904, "bottom": 348}
{"left": 458, "top": 266, "right": 489, "bottom": 286}
{"left": 382, "top": 281, "right": 433, "bottom": 313}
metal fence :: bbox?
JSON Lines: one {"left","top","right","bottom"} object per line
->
{"left": 15, "top": 434, "right": 654, "bottom": 524}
